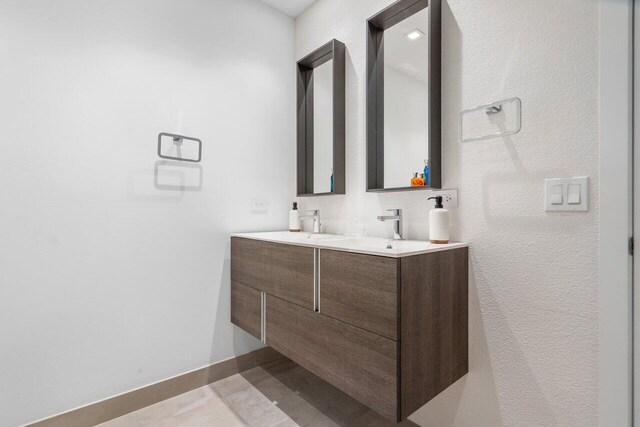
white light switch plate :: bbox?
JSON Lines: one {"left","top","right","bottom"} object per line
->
{"left": 426, "top": 189, "right": 458, "bottom": 208}
{"left": 251, "top": 198, "right": 269, "bottom": 214}
{"left": 545, "top": 177, "right": 589, "bottom": 212}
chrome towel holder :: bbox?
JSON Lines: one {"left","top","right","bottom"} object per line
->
{"left": 157, "top": 132, "right": 202, "bottom": 163}
{"left": 459, "top": 97, "right": 521, "bottom": 143}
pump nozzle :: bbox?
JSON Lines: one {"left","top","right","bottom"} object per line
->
{"left": 428, "top": 196, "right": 444, "bottom": 209}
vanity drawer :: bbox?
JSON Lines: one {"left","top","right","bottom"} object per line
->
{"left": 230, "top": 281, "right": 262, "bottom": 340}
{"left": 231, "top": 237, "right": 314, "bottom": 309}
{"left": 266, "top": 295, "right": 399, "bottom": 421}
{"left": 319, "top": 250, "right": 399, "bottom": 340}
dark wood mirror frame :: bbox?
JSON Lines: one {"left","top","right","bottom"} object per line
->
{"left": 296, "top": 39, "right": 346, "bottom": 197}
{"left": 366, "top": 0, "right": 442, "bottom": 192}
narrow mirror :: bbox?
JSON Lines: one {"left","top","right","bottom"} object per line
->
{"left": 297, "top": 39, "right": 346, "bottom": 196}
{"left": 367, "top": 0, "right": 441, "bottom": 192}
{"left": 384, "top": 8, "right": 429, "bottom": 188}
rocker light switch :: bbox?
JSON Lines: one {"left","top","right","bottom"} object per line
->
{"left": 567, "top": 184, "right": 581, "bottom": 205}
{"left": 550, "top": 185, "right": 563, "bottom": 205}
{"left": 545, "top": 177, "right": 589, "bottom": 212}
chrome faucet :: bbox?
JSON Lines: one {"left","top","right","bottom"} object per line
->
{"left": 377, "top": 209, "right": 403, "bottom": 240}
{"left": 300, "top": 209, "right": 321, "bottom": 234}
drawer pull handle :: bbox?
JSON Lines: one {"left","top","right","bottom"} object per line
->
{"left": 313, "top": 249, "right": 320, "bottom": 312}
{"left": 261, "top": 292, "right": 266, "bottom": 344}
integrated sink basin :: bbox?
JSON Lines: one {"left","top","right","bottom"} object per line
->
{"left": 230, "top": 231, "right": 467, "bottom": 258}
{"left": 251, "top": 231, "right": 346, "bottom": 243}
{"left": 328, "top": 237, "right": 450, "bottom": 256}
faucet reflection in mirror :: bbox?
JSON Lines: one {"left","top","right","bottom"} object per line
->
{"left": 301, "top": 210, "right": 321, "bottom": 234}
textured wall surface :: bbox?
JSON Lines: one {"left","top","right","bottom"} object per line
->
{"left": 0, "top": 1, "right": 294, "bottom": 425}
{"left": 296, "top": 0, "right": 599, "bottom": 425}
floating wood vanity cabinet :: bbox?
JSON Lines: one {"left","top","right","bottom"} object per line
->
{"left": 230, "top": 234, "right": 468, "bottom": 422}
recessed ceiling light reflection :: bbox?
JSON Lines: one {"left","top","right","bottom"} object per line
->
{"left": 405, "top": 29, "right": 425, "bottom": 40}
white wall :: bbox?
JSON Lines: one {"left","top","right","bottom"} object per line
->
{"left": 0, "top": 1, "right": 295, "bottom": 425}
{"left": 296, "top": 0, "right": 599, "bottom": 425}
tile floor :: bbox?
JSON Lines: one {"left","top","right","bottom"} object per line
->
{"left": 98, "top": 358, "right": 418, "bottom": 427}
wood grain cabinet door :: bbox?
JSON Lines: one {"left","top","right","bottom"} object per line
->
{"left": 319, "top": 250, "right": 399, "bottom": 340}
{"left": 231, "top": 237, "right": 314, "bottom": 309}
{"left": 265, "top": 295, "right": 399, "bottom": 421}
{"left": 231, "top": 281, "right": 262, "bottom": 340}
{"left": 400, "top": 247, "right": 469, "bottom": 418}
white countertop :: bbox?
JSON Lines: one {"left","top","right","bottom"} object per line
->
{"left": 231, "top": 231, "right": 468, "bottom": 258}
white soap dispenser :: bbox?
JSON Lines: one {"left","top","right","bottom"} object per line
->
{"left": 289, "top": 202, "right": 301, "bottom": 232}
{"left": 428, "top": 196, "right": 449, "bottom": 244}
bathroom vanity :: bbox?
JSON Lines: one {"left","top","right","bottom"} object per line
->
{"left": 230, "top": 232, "right": 468, "bottom": 422}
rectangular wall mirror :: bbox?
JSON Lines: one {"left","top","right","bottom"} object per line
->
{"left": 297, "top": 39, "right": 346, "bottom": 196}
{"left": 366, "top": 0, "right": 441, "bottom": 192}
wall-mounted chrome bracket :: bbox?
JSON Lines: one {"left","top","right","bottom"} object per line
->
{"left": 485, "top": 105, "right": 502, "bottom": 115}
